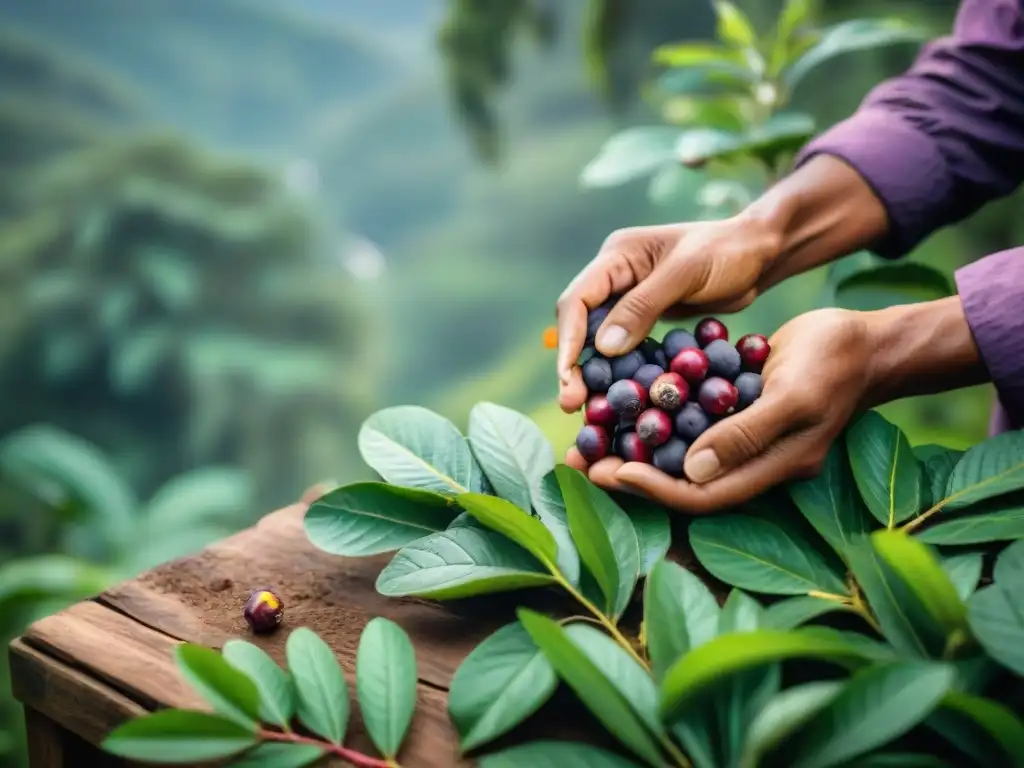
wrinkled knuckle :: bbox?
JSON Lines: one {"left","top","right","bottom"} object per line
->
{"left": 617, "top": 289, "right": 659, "bottom": 319}
{"left": 602, "top": 228, "right": 630, "bottom": 251}
{"left": 727, "top": 419, "right": 765, "bottom": 461}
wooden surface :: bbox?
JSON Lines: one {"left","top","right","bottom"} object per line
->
{"left": 11, "top": 499, "right": 647, "bottom": 766}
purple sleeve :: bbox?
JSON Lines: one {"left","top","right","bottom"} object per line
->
{"left": 794, "top": 0, "right": 1024, "bottom": 258}
{"left": 956, "top": 248, "right": 1024, "bottom": 429}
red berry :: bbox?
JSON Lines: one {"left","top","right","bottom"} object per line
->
{"left": 584, "top": 395, "right": 617, "bottom": 428}
{"left": 669, "top": 348, "right": 710, "bottom": 385}
{"left": 614, "top": 431, "right": 652, "bottom": 463}
{"left": 244, "top": 587, "right": 284, "bottom": 634}
{"left": 636, "top": 409, "right": 673, "bottom": 447}
{"left": 698, "top": 377, "right": 739, "bottom": 416}
{"left": 695, "top": 317, "right": 729, "bottom": 347}
{"left": 606, "top": 379, "right": 647, "bottom": 418}
{"left": 576, "top": 425, "right": 611, "bottom": 462}
{"left": 736, "top": 334, "right": 771, "bottom": 373}
{"left": 649, "top": 372, "right": 689, "bottom": 412}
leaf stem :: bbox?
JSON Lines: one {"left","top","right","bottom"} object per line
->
{"left": 660, "top": 734, "right": 693, "bottom": 768}
{"left": 260, "top": 730, "right": 395, "bottom": 768}
{"left": 900, "top": 499, "right": 946, "bottom": 534}
{"left": 847, "top": 582, "right": 882, "bottom": 635}
{"left": 807, "top": 590, "right": 852, "bottom": 604}
{"left": 554, "top": 574, "right": 651, "bottom": 672}
{"left": 558, "top": 615, "right": 607, "bottom": 629}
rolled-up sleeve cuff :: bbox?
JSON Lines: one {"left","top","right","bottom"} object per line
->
{"left": 956, "top": 247, "right": 1024, "bottom": 427}
{"left": 794, "top": 110, "right": 955, "bottom": 260}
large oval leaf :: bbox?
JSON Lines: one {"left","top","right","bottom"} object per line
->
{"left": 456, "top": 493, "right": 558, "bottom": 569}
{"left": 718, "top": 589, "right": 763, "bottom": 634}
{"left": 943, "top": 431, "right": 1024, "bottom": 510}
{"left": 994, "top": 537, "right": 1024, "bottom": 583}
{"left": 928, "top": 691, "right": 1024, "bottom": 766}
{"left": 448, "top": 622, "right": 557, "bottom": 752}
{"left": 375, "top": 525, "right": 557, "bottom": 599}
{"left": 468, "top": 402, "right": 555, "bottom": 513}
{"left": 644, "top": 560, "right": 720, "bottom": 681}
{"left": 846, "top": 412, "right": 923, "bottom": 527}
{"left": 221, "top": 640, "right": 294, "bottom": 728}
{"left": 940, "top": 552, "right": 983, "bottom": 602}
{"left": 285, "top": 628, "right": 349, "bottom": 744}
{"left": 580, "top": 127, "right": 682, "bottom": 188}
{"left": 915, "top": 500, "right": 1024, "bottom": 545}
{"left": 763, "top": 596, "right": 853, "bottom": 630}
{"left": 357, "top": 406, "right": 486, "bottom": 494}
{"left": 174, "top": 644, "right": 261, "bottom": 728}
{"left": 967, "top": 583, "right": 1024, "bottom": 677}
{"left": 102, "top": 710, "right": 257, "bottom": 763}
{"left": 915, "top": 446, "right": 964, "bottom": 509}
{"left": 478, "top": 741, "right": 645, "bottom": 768}
{"left": 356, "top": 618, "right": 417, "bottom": 758}
{"left": 534, "top": 471, "right": 581, "bottom": 587}
{"left": 229, "top": 743, "right": 325, "bottom": 767}
{"left": 612, "top": 495, "right": 671, "bottom": 577}
{"left": 743, "top": 681, "right": 844, "bottom": 763}
{"left": 304, "top": 483, "right": 460, "bottom": 557}
{"left": 690, "top": 514, "right": 846, "bottom": 595}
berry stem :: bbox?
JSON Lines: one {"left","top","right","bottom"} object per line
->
{"left": 260, "top": 730, "right": 395, "bottom": 768}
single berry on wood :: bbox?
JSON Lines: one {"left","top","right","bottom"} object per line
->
{"left": 610, "top": 350, "right": 646, "bottom": 381}
{"left": 606, "top": 379, "right": 647, "bottom": 418}
{"left": 675, "top": 402, "right": 713, "bottom": 441}
{"left": 736, "top": 334, "right": 771, "bottom": 373}
{"left": 734, "top": 372, "right": 763, "bottom": 410}
{"left": 695, "top": 317, "right": 729, "bottom": 347}
{"left": 636, "top": 408, "right": 673, "bottom": 447}
{"left": 704, "top": 339, "right": 742, "bottom": 380}
{"left": 586, "top": 307, "right": 610, "bottom": 346}
{"left": 633, "top": 364, "right": 665, "bottom": 390}
{"left": 582, "top": 356, "right": 613, "bottom": 393}
{"left": 662, "top": 328, "right": 700, "bottom": 360}
{"left": 614, "top": 430, "right": 652, "bottom": 463}
{"left": 585, "top": 394, "right": 617, "bottom": 428}
{"left": 244, "top": 587, "right": 284, "bottom": 634}
{"left": 577, "top": 425, "right": 611, "bottom": 462}
{"left": 649, "top": 372, "right": 689, "bottom": 412}
{"left": 698, "top": 377, "right": 739, "bottom": 416}
{"left": 653, "top": 438, "right": 689, "bottom": 478}
{"left": 670, "top": 347, "right": 710, "bottom": 385}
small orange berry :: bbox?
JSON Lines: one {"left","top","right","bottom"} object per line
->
{"left": 542, "top": 326, "right": 558, "bottom": 349}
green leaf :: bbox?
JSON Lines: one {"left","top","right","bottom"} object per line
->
{"left": 674, "top": 114, "right": 816, "bottom": 169}
{"left": 174, "top": 645, "right": 260, "bottom": 728}
{"left": 915, "top": 500, "right": 1024, "bottom": 544}
{"left": 0, "top": 555, "right": 115, "bottom": 612}
{"left": 789, "top": 440, "right": 875, "bottom": 558}
{"left": 230, "top": 743, "right": 326, "bottom": 768}
{"left": 928, "top": 690, "right": 1024, "bottom": 766}
{"left": 846, "top": 412, "right": 923, "bottom": 527}
{"left": 940, "top": 552, "right": 983, "bottom": 602}
{"left": 653, "top": 42, "right": 747, "bottom": 69}
{"left": 763, "top": 595, "right": 853, "bottom": 630}
{"left": 221, "top": 640, "right": 294, "bottom": 728}
{"left": 690, "top": 514, "right": 846, "bottom": 595}
{"left": 842, "top": 755, "right": 952, "bottom": 768}
{"left": 718, "top": 589, "right": 763, "bottom": 634}
{"left": 783, "top": 662, "right": 955, "bottom": 768}
{"left": 994, "top": 537, "right": 1024, "bottom": 583}
{"left": 659, "top": 628, "right": 873, "bottom": 720}
{"left": 713, "top": 0, "right": 757, "bottom": 48}
{"left": 304, "top": 483, "right": 460, "bottom": 557}
{"left": 534, "top": 471, "right": 582, "bottom": 587}
{"left": 743, "top": 681, "right": 843, "bottom": 764}
{"left": 580, "top": 127, "right": 681, "bottom": 188}
{"left": 375, "top": 525, "right": 557, "bottom": 599}
{"left": 833, "top": 263, "right": 954, "bottom": 312}
{"left": 944, "top": 431, "right": 1024, "bottom": 510}
{"left": 448, "top": 622, "right": 557, "bottom": 752}
{"left": 457, "top": 492, "right": 559, "bottom": 568}
{"left": 769, "top": 0, "right": 818, "bottom": 73}
{"left": 357, "top": 406, "right": 486, "bottom": 494}
{"left": 644, "top": 560, "right": 720, "bottom": 680}
{"left": 967, "top": 583, "right": 1024, "bottom": 676}
{"left": 142, "top": 466, "right": 252, "bottom": 534}
{"left": 783, "top": 19, "right": 928, "bottom": 89}
{"left": 916, "top": 446, "right": 964, "bottom": 509}
{"left": 556, "top": 465, "right": 640, "bottom": 619}
{"left": 356, "top": 617, "right": 417, "bottom": 758}
{"left": 655, "top": 64, "right": 753, "bottom": 99}
{"left": 286, "top": 627, "right": 349, "bottom": 744}
{"left": 478, "top": 741, "right": 645, "bottom": 768}
{"left": 468, "top": 402, "right": 555, "bottom": 513}
{"left": 518, "top": 610, "right": 665, "bottom": 765}
{"left": 101, "top": 710, "right": 256, "bottom": 763}
{"left": 613, "top": 495, "right": 671, "bottom": 576}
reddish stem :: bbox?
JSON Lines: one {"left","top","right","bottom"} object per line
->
{"left": 260, "top": 730, "right": 394, "bottom": 768}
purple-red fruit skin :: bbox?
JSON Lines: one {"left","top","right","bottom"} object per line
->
{"left": 584, "top": 395, "right": 617, "bottom": 428}
{"left": 653, "top": 438, "right": 689, "bottom": 478}
{"left": 662, "top": 328, "right": 700, "bottom": 359}
{"left": 695, "top": 317, "right": 729, "bottom": 347}
{"left": 704, "top": 339, "right": 742, "bottom": 380}
{"left": 606, "top": 379, "right": 647, "bottom": 418}
{"left": 649, "top": 372, "right": 689, "bottom": 412}
{"left": 736, "top": 334, "right": 771, "bottom": 373}
{"left": 615, "top": 431, "right": 652, "bottom": 463}
{"left": 734, "top": 372, "right": 763, "bottom": 410}
{"left": 633, "top": 364, "right": 665, "bottom": 391}
{"left": 698, "top": 376, "right": 739, "bottom": 416}
{"left": 610, "top": 350, "right": 646, "bottom": 381}
{"left": 670, "top": 347, "right": 710, "bottom": 385}
{"left": 577, "top": 425, "right": 610, "bottom": 462}
{"left": 244, "top": 587, "right": 284, "bottom": 634}
{"left": 636, "top": 409, "right": 673, "bottom": 447}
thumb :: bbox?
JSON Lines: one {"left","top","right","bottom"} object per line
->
{"left": 683, "top": 391, "right": 794, "bottom": 484}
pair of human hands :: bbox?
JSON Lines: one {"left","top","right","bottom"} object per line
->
{"left": 556, "top": 215, "right": 881, "bottom": 513}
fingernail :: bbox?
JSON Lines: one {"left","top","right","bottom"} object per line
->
{"left": 685, "top": 449, "right": 721, "bottom": 484}
{"left": 596, "top": 324, "right": 630, "bottom": 355}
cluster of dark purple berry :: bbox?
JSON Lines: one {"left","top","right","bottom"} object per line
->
{"left": 576, "top": 309, "right": 770, "bottom": 478}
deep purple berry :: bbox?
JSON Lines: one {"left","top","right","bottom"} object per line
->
{"left": 734, "top": 372, "right": 763, "bottom": 410}
{"left": 649, "top": 372, "right": 689, "bottom": 412}
{"left": 654, "top": 349, "right": 668, "bottom": 368}
{"left": 675, "top": 402, "right": 712, "bottom": 441}
{"left": 662, "top": 328, "right": 700, "bottom": 360}
{"left": 244, "top": 587, "right": 284, "bottom": 634}
{"left": 606, "top": 379, "right": 647, "bottom": 418}
{"left": 619, "top": 414, "right": 638, "bottom": 431}
{"left": 636, "top": 409, "right": 673, "bottom": 447}
{"left": 670, "top": 347, "right": 710, "bottom": 385}
{"left": 610, "top": 350, "right": 646, "bottom": 381}
{"left": 736, "top": 334, "right": 771, "bottom": 373}
{"left": 586, "top": 307, "right": 610, "bottom": 346}
{"left": 577, "top": 425, "right": 611, "bottom": 462}
{"left": 695, "top": 317, "right": 729, "bottom": 347}
{"left": 653, "top": 438, "right": 689, "bottom": 478}
{"left": 633, "top": 364, "right": 665, "bottom": 390}
{"left": 582, "top": 356, "right": 613, "bottom": 393}
{"left": 698, "top": 377, "right": 739, "bottom": 416}
{"left": 585, "top": 394, "right": 617, "bottom": 428}
{"left": 639, "top": 338, "right": 662, "bottom": 365}
{"left": 614, "top": 430, "right": 652, "bottom": 463}
{"left": 704, "top": 339, "right": 742, "bottom": 380}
